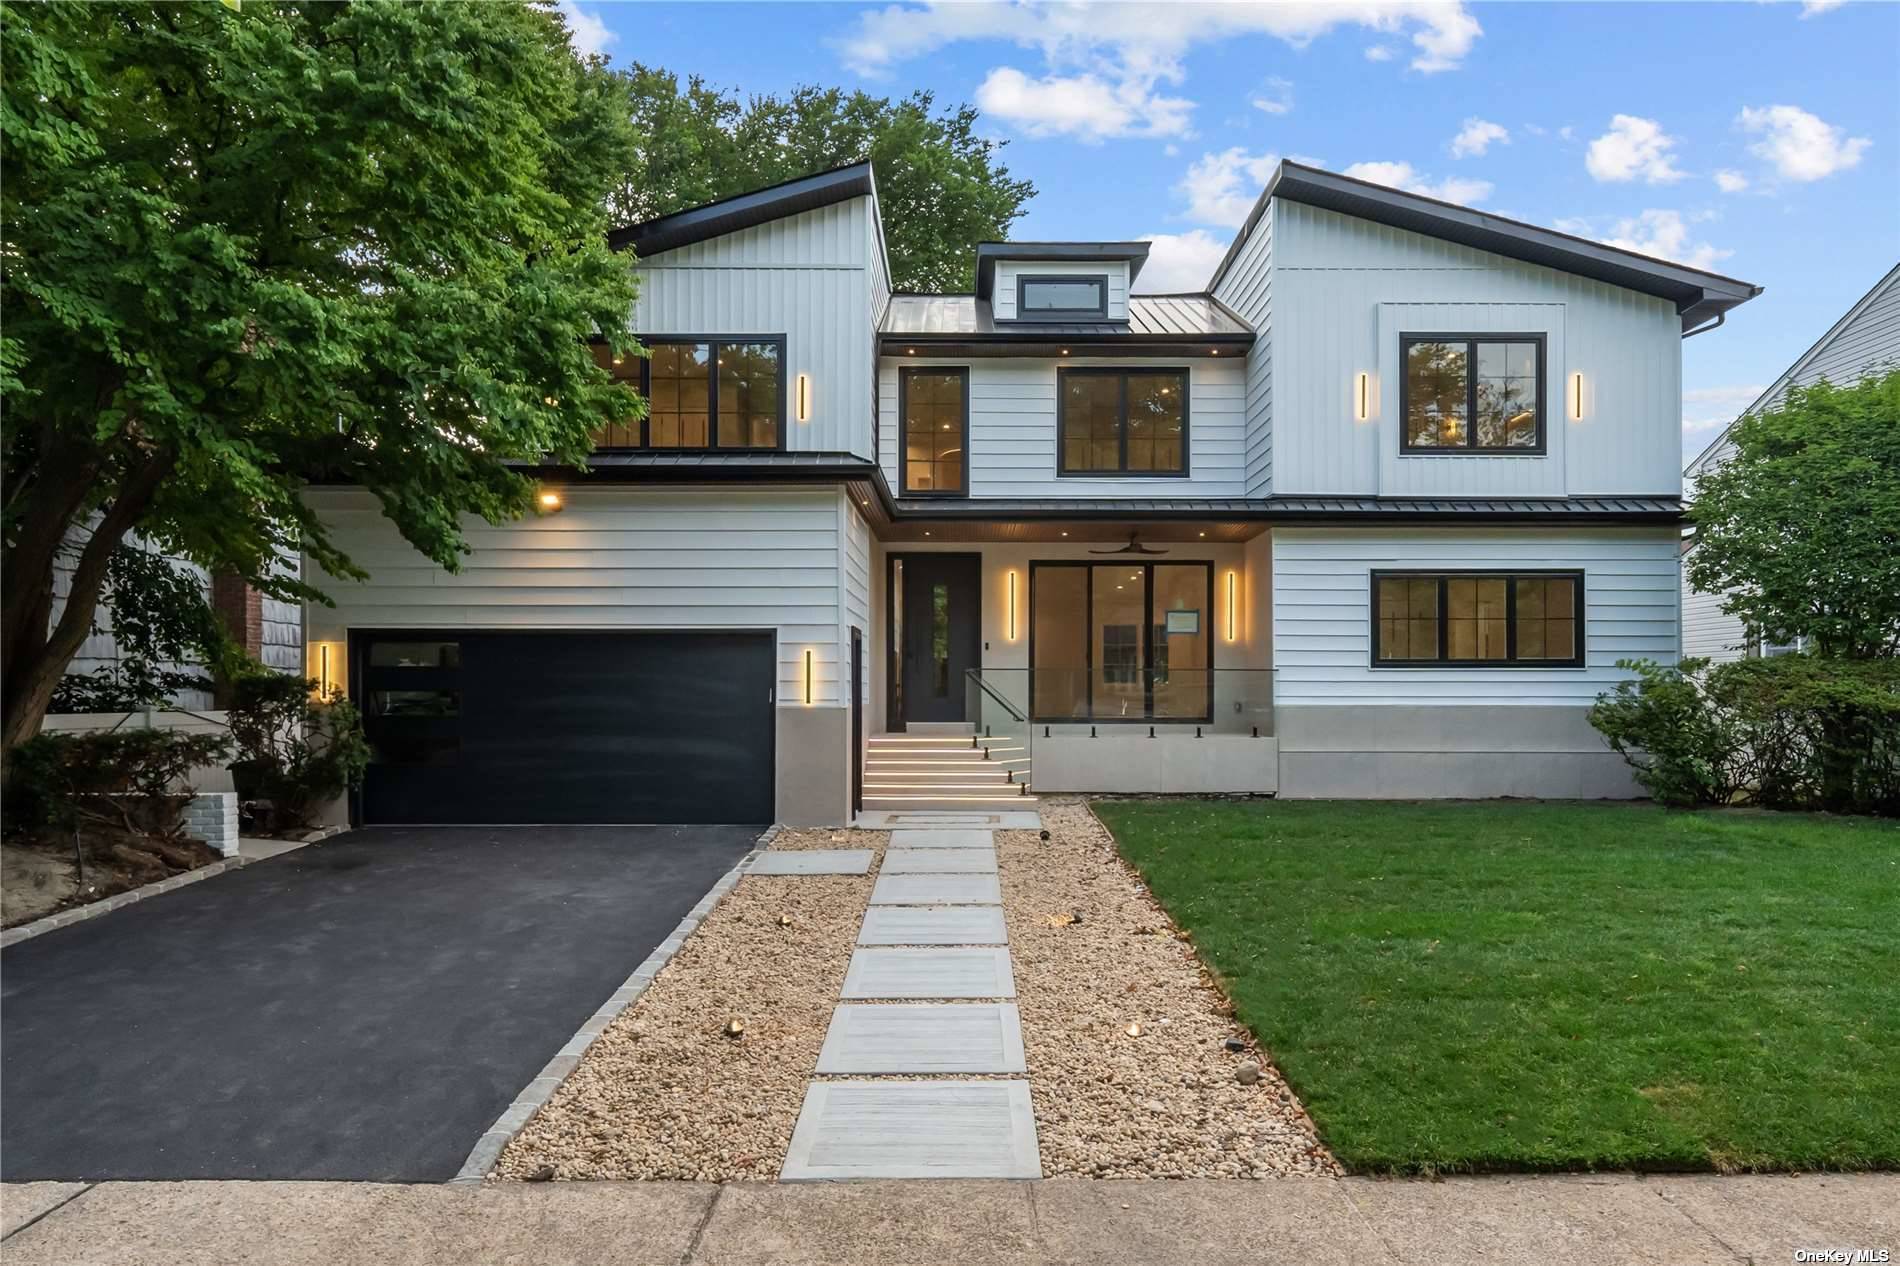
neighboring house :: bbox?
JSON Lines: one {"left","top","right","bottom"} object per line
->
{"left": 303, "top": 161, "right": 1762, "bottom": 826}
{"left": 1680, "top": 263, "right": 1900, "bottom": 662}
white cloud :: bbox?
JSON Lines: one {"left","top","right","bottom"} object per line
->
{"left": 1714, "top": 168, "right": 1750, "bottom": 193}
{"left": 1364, "top": 44, "right": 1395, "bottom": 61}
{"left": 1343, "top": 160, "right": 1493, "bottom": 205}
{"left": 1738, "top": 104, "right": 1871, "bottom": 181}
{"left": 1585, "top": 114, "right": 1685, "bottom": 183}
{"left": 1134, "top": 230, "right": 1230, "bottom": 293}
{"left": 555, "top": 0, "right": 614, "bottom": 58}
{"left": 1449, "top": 117, "right": 1509, "bottom": 158}
{"left": 1251, "top": 76, "right": 1293, "bottom": 116}
{"left": 1800, "top": 0, "right": 1846, "bottom": 15}
{"left": 1179, "top": 148, "right": 1280, "bottom": 227}
{"left": 1601, "top": 209, "right": 1731, "bottom": 270}
{"left": 1682, "top": 383, "right": 1768, "bottom": 456}
{"left": 974, "top": 66, "right": 1192, "bottom": 141}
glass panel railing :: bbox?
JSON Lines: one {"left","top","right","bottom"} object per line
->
{"left": 1001, "top": 668, "right": 1274, "bottom": 736}
{"left": 964, "top": 668, "right": 1035, "bottom": 796}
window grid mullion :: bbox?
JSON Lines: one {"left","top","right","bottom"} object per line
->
{"left": 1505, "top": 577, "right": 1519, "bottom": 661}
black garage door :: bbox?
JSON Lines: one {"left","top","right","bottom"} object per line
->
{"left": 355, "top": 631, "right": 775, "bottom": 825}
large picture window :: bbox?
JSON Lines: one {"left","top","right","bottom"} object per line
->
{"left": 1401, "top": 334, "right": 1545, "bottom": 454}
{"left": 589, "top": 337, "right": 783, "bottom": 450}
{"left": 1372, "top": 571, "right": 1583, "bottom": 667}
{"left": 1058, "top": 368, "right": 1188, "bottom": 475}
{"left": 901, "top": 367, "right": 968, "bottom": 495}
{"left": 1029, "top": 562, "right": 1212, "bottom": 721}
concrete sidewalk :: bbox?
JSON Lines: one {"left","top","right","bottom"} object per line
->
{"left": 4, "top": 1173, "right": 1894, "bottom": 1265}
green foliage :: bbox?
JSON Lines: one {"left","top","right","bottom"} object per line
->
{"left": 50, "top": 545, "right": 237, "bottom": 713}
{"left": 226, "top": 671, "right": 369, "bottom": 830}
{"left": 1590, "top": 656, "right": 1900, "bottom": 814}
{"left": 4, "top": 727, "right": 233, "bottom": 840}
{"left": 613, "top": 67, "right": 1035, "bottom": 291}
{"left": 2, "top": 0, "right": 642, "bottom": 744}
{"left": 1686, "top": 370, "right": 1900, "bottom": 659}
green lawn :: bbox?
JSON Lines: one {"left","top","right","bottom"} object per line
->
{"left": 1095, "top": 799, "right": 1900, "bottom": 1175}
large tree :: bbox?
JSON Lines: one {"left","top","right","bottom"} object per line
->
{"left": 1686, "top": 369, "right": 1900, "bottom": 659}
{"left": 1, "top": 0, "right": 641, "bottom": 750}
{"left": 611, "top": 68, "right": 1035, "bottom": 292}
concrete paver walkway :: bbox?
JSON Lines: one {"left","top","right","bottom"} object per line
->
{"left": 5, "top": 1174, "right": 1893, "bottom": 1265}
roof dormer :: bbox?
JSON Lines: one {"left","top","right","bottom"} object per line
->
{"left": 975, "top": 242, "right": 1149, "bottom": 323}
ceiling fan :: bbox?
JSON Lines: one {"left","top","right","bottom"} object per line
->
{"left": 1089, "top": 531, "right": 1170, "bottom": 556}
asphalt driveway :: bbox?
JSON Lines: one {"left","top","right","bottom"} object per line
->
{"left": 0, "top": 824, "right": 761, "bottom": 1182}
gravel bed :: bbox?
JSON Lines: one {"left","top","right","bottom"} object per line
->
{"left": 999, "top": 798, "right": 1339, "bottom": 1179}
{"left": 494, "top": 830, "right": 889, "bottom": 1180}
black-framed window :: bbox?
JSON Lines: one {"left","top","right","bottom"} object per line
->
{"left": 589, "top": 336, "right": 785, "bottom": 450}
{"left": 1029, "top": 561, "right": 1213, "bottom": 721}
{"left": 1371, "top": 571, "right": 1584, "bottom": 667}
{"left": 1016, "top": 274, "right": 1108, "bottom": 320}
{"left": 1058, "top": 368, "right": 1188, "bottom": 476}
{"left": 900, "top": 366, "right": 968, "bottom": 495}
{"left": 1400, "top": 334, "right": 1545, "bottom": 454}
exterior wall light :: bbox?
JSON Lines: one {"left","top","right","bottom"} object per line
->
{"left": 804, "top": 648, "right": 815, "bottom": 705}
{"left": 310, "top": 641, "right": 342, "bottom": 702}
{"left": 1570, "top": 372, "right": 1586, "bottom": 420}
{"left": 537, "top": 489, "right": 563, "bottom": 512}
{"left": 796, "top": 373, "right": 812, "bottom": 422}
{"left": 1007, "top": 570, "right": 1019, "bottom": 641}
{"left": 1226, "top": 571, "right": 1239, "bottom": 642}
{"left": 319, "top": 643, "right": 333, "bottom": 701}
{"left": 1355, "top": 372, "right": 1372, "bottom": 422}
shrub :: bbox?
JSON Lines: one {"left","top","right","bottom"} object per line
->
{"left": 1591, "top": 656, "right": 1900, "bottom": 815}
{"left": 4, "top": 727, "right": 234, "bottom": 842}
{"left": 226, "top": 671, "right": 370, "bottom": 831}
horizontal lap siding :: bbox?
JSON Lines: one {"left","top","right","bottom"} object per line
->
{"left": 845, "top": 501, "right": 872, "bottom": 707}
{"left": 305, "top": 487, "right": 846, "bottom": 707}
{"left": 1272, "top": 527, "right": 1681, "bottom": 706}
{"left": 877, "top": 356, "right": 1247, "bottom": 498}
{"left": 993, "top": 259, "right": 1131, "bottom": 322}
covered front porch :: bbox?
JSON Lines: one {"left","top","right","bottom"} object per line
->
{"left": 861, "top": 514, "right": 1276, "bottom": 808}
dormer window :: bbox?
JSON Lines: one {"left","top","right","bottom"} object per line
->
{"left": 1017, "top": 275, "right": 1109, "bottom": 321}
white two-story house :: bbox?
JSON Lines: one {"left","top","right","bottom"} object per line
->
{"left": 302, "top": 161, "right": 1761, "bottom": 827}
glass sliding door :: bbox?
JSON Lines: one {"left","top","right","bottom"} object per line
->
{"left": 1030, "top": 561, "right": 1213, "bottom": 723}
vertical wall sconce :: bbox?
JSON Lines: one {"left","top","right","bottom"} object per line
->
{"left": 1570, "top": 372, "right": 1586, "bottom": 421}
{"left": 796, "top": 373, "right": 812, "bottom": 423}
{"left": 1226, "top": 571, "right": 1238, "bottom": 642}
{"left": 318, "top": 643, "right": 333, "bottom": 702}
{"left": 1355, "top": 372, "right": 1371, "bottom": 422}
{"left": 1007, "top": 570, "right": 1018, "bottom": 641}
{"left": 804, "top": 648, "right": 815, "bottom": 705}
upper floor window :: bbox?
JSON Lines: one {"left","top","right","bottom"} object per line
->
{"left": 1017, "top": 275, "right": 1108, "bottom": 320}
{"left": 902, "top": 367, "right": 968, "bottom": 495}
{"left": 1401, "top": 334, "right": 1545, "bottom": 454}
{"left": 589, "top": 337, "right": 783, "bottom": 450}
{"left": 1059, "top": 368, "right": 1188, "bottom": 476}
{"left": 1372, "top": 571, "right": 1583, "bottom": 667}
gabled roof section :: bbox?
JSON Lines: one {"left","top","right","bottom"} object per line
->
{"left": 1209, "top": 161, "right": 1763, "bottom": 332}
{"left": 1685, "top": 262, "right": 1900, "bottom": 478}
{"left": 607, "top": 162, "right": 876, "bottom": 257}
{"left": 974, "top": 241, "right": 1150, "bottom": 299}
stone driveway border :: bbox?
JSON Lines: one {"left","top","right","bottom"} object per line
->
{"left": 449, "top": 827, "right": 775, "bottom": 1184}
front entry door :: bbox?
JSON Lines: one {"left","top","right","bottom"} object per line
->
{"left": 898, "top": 554, "right": 981, "bottom": 725}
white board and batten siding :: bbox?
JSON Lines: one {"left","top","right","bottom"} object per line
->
{"left": 991, "top": 259, "right": 1131, "bottom": 322}
{"left": 1210, "top": 200, "right": 1273, "bottom": 498}
{"left": 632, "top": 198, "right": 879, "bottom": 461}
{"left": 1272, "top": 527, "right": 1681, "bottom": 707}
{"left": 304, "top": 486, "right": 863, "bottom": 709}
{"left": 1270, "top": 200, "right": 1682, "bottom": 500}
{"left": 876, "top": 356, "right": 1247, "bottom": 498}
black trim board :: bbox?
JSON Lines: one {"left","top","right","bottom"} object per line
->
{"left": 609, "top": 162, "right": 875, "bottom": 257}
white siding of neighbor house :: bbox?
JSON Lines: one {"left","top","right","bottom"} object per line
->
{"left": 631, "top": 198, "right": 877, "bottom": 461}
{"left": 1269, "top": 200, "right": 1682, "bottom": 499}
{"left": 303, "top": 485, "right": 854, "bottom": 708}
{"left": 1272, "top": 526, "right": 1681, "bottom": 707}
{"left": 1680, "top": 544, "right": 1749, "bottom": 662}
{"left": 877, "top": 355, "right": 1247, "bottom": 498}
{"left": 992, "top": 258, "right": 1131, "bottom": 322}
{"left": 1211, "top": 201, "right": 1273, "bottom": 497}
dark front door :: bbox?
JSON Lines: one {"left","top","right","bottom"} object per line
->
{"left": 897, "top": 553, "right": 981, "bottom": 725}
{"left": 355, "top": 630, "right": 775, "bottom": 825}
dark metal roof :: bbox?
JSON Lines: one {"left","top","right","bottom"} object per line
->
{"left": 606, "top": 163, "right": 876, "bottom": 257}
{"left": 515, "top": 451, "right": 880, "bottom": 481}
{"left": 887, "top": 493, "right": 1682, "bottom": 524}
{"left": 881, "top": 294, "right": 1252, "bottom": 356}
{"left": 973, "top": 241, "right": 1151, "bottom": 298}
{"left": 1209, "top": 162, "right": 1762, "bottom": 332}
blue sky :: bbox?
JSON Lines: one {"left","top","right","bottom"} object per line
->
{"left": 560, "top": 0, "right": 1899, "bottom": 462}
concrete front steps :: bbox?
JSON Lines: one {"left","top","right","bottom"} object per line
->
{"left": 863, "top": 723, "right": 1036, "bottom": 811}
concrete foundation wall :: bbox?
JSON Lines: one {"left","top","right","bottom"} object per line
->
{"left": 778, "top": 706, "right": 851, "bottom": 826}
{"left": 1034, "top": 734, "right": 1277, "bottom": 795}
{"left": 1276, "top": 704, "right": 1641, "bottom": 799}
